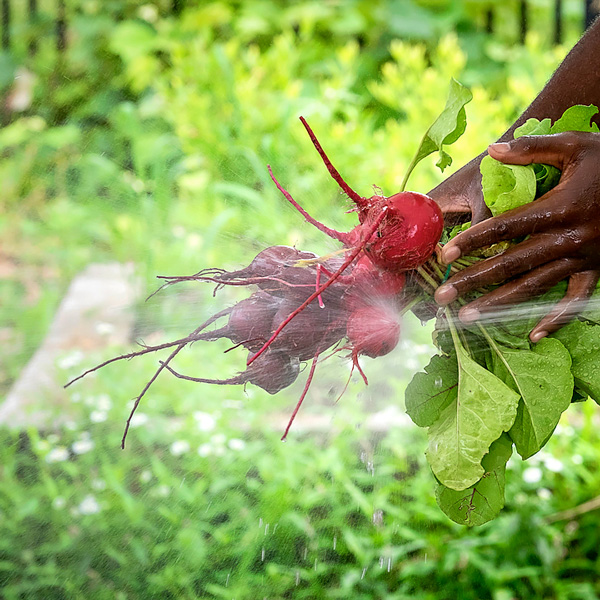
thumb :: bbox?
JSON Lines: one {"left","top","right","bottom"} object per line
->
{"left": 488, "top": 132, "right": 584, "bottom": 170}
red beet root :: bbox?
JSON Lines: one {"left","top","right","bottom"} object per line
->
{"left": 346, "top": 305, "right": 401, "bottom": 359}
{"left": 362, "top": 192, "right": 443, "bottom": 272}
{"left": 162, "top": 349, "right": 300, "bottom": 395}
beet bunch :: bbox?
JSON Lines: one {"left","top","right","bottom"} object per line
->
{"left": 67, "top": 118, "right": 445, "bottom": 445}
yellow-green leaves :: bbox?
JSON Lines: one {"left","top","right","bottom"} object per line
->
{"left": 405, "top": 354, "right": 458, "bottom": 427}
{"left": 480, "top": 156, "right": 536, "bottom": 216}
{"left": 426, "top": 337, "right": 519, "bottom": 491}
{"left": 481, "top": 104, "right": 599, "bottom": 216}
{"left": 401, "top": 78, "right": 472, "bottom": 190}
{"left": 435, "top": 434, "right": 513, "bottom": 526}
{"left": 490, "top": 338, "right": 573, "bottom": 459}
{"left": 552, "top": 320, "right": 600, "bottom": 405}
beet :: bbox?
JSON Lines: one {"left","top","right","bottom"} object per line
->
{"left": 161, "top": 349, "right": 300, "bottom": 395}
{"left": 271, "top": 299, "right": 347, "bottom": 360}
{"left": 361, "top": 192, "right": 444, "bottom": 272}
{"left": 346, "top": 305, "right": 401, "bottom": 359}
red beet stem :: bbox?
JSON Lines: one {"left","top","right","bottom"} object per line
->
{"left": 160, "top": 362, "right": 246, "bottom": 385}
{"left": 281, "top": 353, "right": 319, "bottom": 441}
{"left": 247, "top": 210, "right": 387, "bottom": 367}
{"left": 268, "top": 166, "right": 350, "bottom": 245}
{"left": 299, "top": 116, "right": 367, "bottom": 208}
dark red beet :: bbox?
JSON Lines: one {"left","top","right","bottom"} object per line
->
{"left": 220, "top": 246, "right": 317, "bottom": 280}
{"left": 271, "top": 299, "right": 347, "bottom": 360}
{"left": 226, "top": 292, "right": 281, "bottom": 348}
{"left": 346, "top": 255, "right": 406, "bottom": 308}
{"left": 346, "top": 305, "right": 401, "bottom": 359}
{"left": 245, "top": 350, "right": 301, "bottom": 394}
{"left": 362, "top": 192, "right": 443, "bottom": 272}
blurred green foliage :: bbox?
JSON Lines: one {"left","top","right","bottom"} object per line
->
{"left": 1, "top": 1, "right": 599, "bottom": 597}
{"left": 1, "top": 354, "right": 600, "bottom": 598}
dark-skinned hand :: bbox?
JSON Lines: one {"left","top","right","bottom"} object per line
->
{"left": 434, "top": 131, "right": 600, "bottom": 342}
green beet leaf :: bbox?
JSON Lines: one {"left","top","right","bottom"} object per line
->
{"left": 514, "top": 117, "right": 552, "bottom": 138}
{"left": 435, "top": 433, "right": 513, "bottom": 526}
{"left": 488, "top": 337, "right": 573, "bottom": 459}
{"left": 400, "top": 78, "right": 472, "bottom": 190}
{"left": 427, "top": 322, "right": 520, "bottom": 491}
{"left": 480, "top": 155, "right": 536, "bottom": 216}
{"left": 405, "top": 354, "right": 458, "bottom": 427}
{"left": 551, "top": 320, "right": 600, "bottom": 405}
{"left": 549, "top": 104, "right": 599, "bottom": 133}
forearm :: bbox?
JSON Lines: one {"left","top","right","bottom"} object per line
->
{"left": 501, "top": 18, "right": 600, "bottom": 138}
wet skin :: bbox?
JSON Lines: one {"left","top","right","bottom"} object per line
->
{"left": 425, "top": 19, "right": 600, "bottom": 340}
{"left": 435, "top": 132, "right": 600, "bottom": 342}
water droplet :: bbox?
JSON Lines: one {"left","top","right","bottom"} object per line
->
{"left": 314, "top": 558, "right": 318, "bottom": 571}
{"left": 361, "top": 567, "right": 367, "bottom": 579}
{"left": 303, "top": 547, "right": 308, "bottom": 560}
{"left": 264, "top": 523, "right": 269, "bottom": 535}
{"left": 258, "top": 518, "right": 263, "bottom": 528}
{"left": 333, "top": 536, "right": 337, "bottom": 550}
{"left": 226, "top": 573, "right": 230, "bottom": 587}
{"left": 379, "top": 557, "right": 384, "bottom": 568}
{"left": 295, "top": 571, "right": 300, "bottom": 586}
{"left": 435, "top": 377, "right": 443, "bottom": 388}
{"left": 387, "top": 557, "right": 392, "bottom": 572}
{"left": 372, "top": 509, "right": 383, "bottom": 525}
{"left": 261, "top": 547, "right": 265, "bottom": 561}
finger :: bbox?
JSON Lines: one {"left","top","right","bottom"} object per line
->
{"left": 435, "top": 233, "right": 569, "bottom": 305}
{"left": 453, "top": 258, "right": 587, "bottom": 324}
{"left": 440, "top": 189, "right": 569, "bottom": 264}
{"left": 488, "top": 131, "right": 586, "bottom": 169}
{"left": 529, "top": 270, "right": 600, "bottom": 342}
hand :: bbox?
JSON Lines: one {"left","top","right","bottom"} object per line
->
{"left": 434, "top": 131, "right": 600, "bottom": 342}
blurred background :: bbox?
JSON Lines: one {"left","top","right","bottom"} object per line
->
{"left": 2, "top": 1, "right": 600, "bottom": 598}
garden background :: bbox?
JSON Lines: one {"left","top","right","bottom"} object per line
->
{"left": 1, "top": 1, "right": 600, "bottom": 598}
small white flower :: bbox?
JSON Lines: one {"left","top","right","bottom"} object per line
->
{"left": 90, "top": 410, "right": 107, "bottom": 424}
{"left": 78, "top": 495, "right": 101, "bottom": 515}
{"left": 523, "top": 467, "right": 543, "bottom": 484}
{"left": 213, "top": 445, "right": 226, "bottom": 457}
{"left": 71, "top": 393, "right": 81, "bottom": 403}
{"left": 222, "top": 400, "right": 244, "bottom": 410}
{"left": 91, "top": 479, "right": 106, "bottom": 491}
{"left": 46, "top": 434, "right": 59, "bottom": 445}
{"left": 211, "top": 433, "right": 227, "bottom": 446}
{"left": 543, "top": 456, "right": 564, "bottom": 473}
{"left": 52, "top": 497, "right": 66, "bottom": 510}
{"left": 155, "top": 485, "right": 170, "bottom": 498}
{"left": 572, "top": 454, "right": 583, "bottom": 465}
{"left": 186, "top": 233, "right": 202, "bottom": 249}
{"left": 57, "top": 351, "right": 84, "bottom": 370}
{"left": 129, "top": 412, "right": 148, "bottom": 428}
{"left": 193, "top": 411, "right": 216, "bottom": 432}
{"left": 170, "top": 440, "right": 190, "bottom": 456}
{"left": 96, "top": 394, "right": 112, "bottom": 411}
{"left": 46, "top": 447, "right": 69, "bottom": 463}
{"left": 95, "top": 322, "right": 115, "bottom": 336}
{"left": 537, "top": 488, "right": 552, "bottom": 500}
{"left": 65, "top": 420, "right": 77, "bottom": 431}
{"left": 138, "top": 4, "right": 158, "bottom": 23}
{"left": 228, "top": 438, "right": 246, "bottom": 452}
{"left": 140, "top": 470, "right": 152, "bottom": 483}
{"left": 198, "top": 443, "right": 212, "bottom": 457}
{"left": 72, "top": 438, "right": 94, "bottom": 455}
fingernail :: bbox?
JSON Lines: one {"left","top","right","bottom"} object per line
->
{"left": 435, "top": 284, "right": 457, "bottom": 305}
{"left": 489, "top": 142, "right": 511, "bottom": 155}
{"left": 442, "top": 245, "right": 461, "bottom": 264}
{"left": 459, "top": 306, "right": 480, "bottom": 323}
{"left": 530, "top": 330, "right": 548, "bottom": 343}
